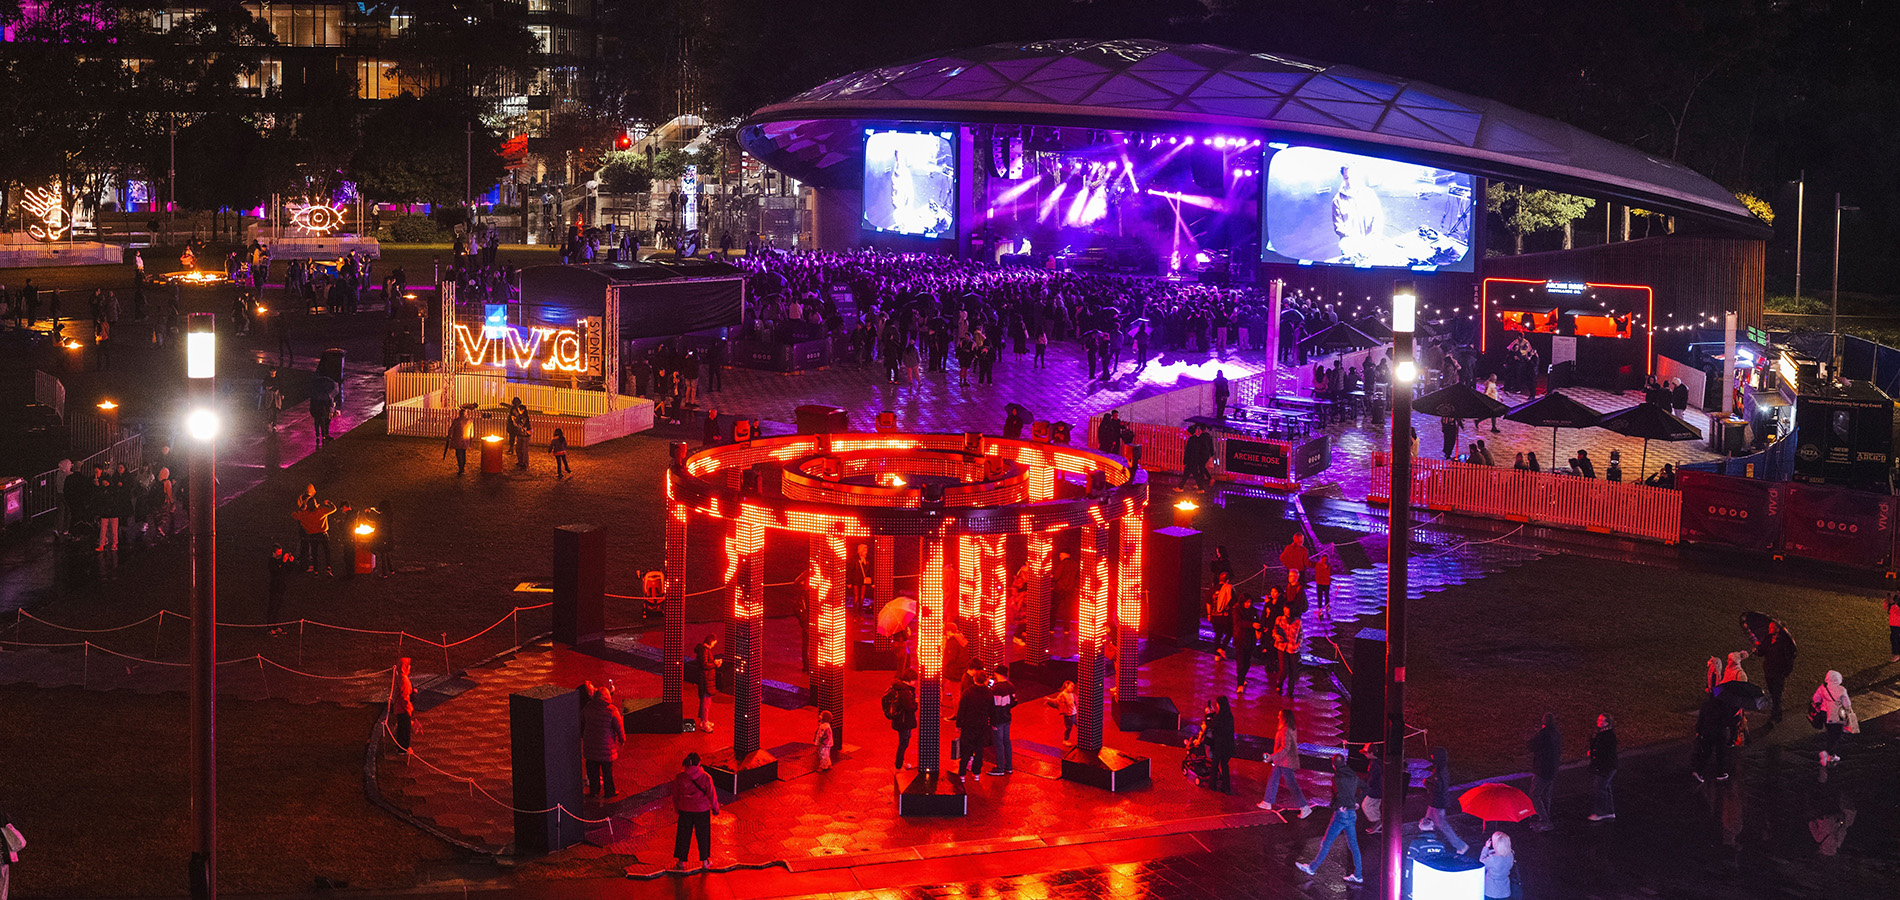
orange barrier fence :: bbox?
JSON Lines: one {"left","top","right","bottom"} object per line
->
{"left": 1369, "top": 458, "right": 1681, "bottom": 543}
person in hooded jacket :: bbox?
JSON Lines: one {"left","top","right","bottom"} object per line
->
{"left": 672, "top": 752, "right": 720, "bottom": 869}
{"left": 581, "top": 683, "right": 626, "bottom": 798}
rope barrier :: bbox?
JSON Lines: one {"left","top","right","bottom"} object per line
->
{"left": 379, "top": 718, "right": 615, "bottom": 826}
{"left": 20, "top": 604, "right": 554, "bottom": 651}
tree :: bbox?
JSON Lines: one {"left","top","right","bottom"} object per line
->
{"left": 351, "top": 94, "right": 505, "bottom": 205}
{"left": 598, "top": 151, "right": 652, "bottom": 195}
{"left": 1486, "top": 183, "right": 1598, "bottom": 253}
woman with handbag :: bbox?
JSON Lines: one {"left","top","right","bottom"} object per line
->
{"left": 1811, "top": 670, "right": 1857, "bottom": 766}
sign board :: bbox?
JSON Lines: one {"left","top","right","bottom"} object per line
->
{"left": 1781, "top": 483, "right": 1894, "bottom": 568}
{"left": 1224, "top": 438, "right": 1291, "bottom": 481}
{"left": 1294, "top": 435, "right": 1332, "bottom": 479}
{"left": 1550, "top": 335, "right": 1577, "bottom": 366}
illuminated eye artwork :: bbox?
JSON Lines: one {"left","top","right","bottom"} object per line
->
{"left": 288, "top": 202, "right": 348, "bottom": 234}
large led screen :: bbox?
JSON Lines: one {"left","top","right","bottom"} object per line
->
{"left": 863, "top": 128, "right": 955, "bottom": 239}
{"left": 1262, "top": 145, "right": 1475, "bottom": 272}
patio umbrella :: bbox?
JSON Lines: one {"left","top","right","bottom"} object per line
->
{"left": 1414, "top": 383, "right": 1510, "bottom": 421}
{"left": 1505, "top": 391, "right": 1603, "bottom": 468}
{"left": 1297, "top": 322, "right": 1384, "bottom": 354}
{"left": 876, "top": 597, "right": 918, "bottom": 636}
{"left": 1714, "top": 680, "right": 1768, "bottom": 711}
{"left": 1595, "top": 402, "right": 1702, "bottom": 479}
{"left": 1458, "top": 782, "right": 1535, "bottom": 824}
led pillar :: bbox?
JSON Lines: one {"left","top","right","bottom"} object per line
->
{"left": 1115, "top": 510, "right": 1144, "bottom": 701}
{"left": 1022, "top": 534, "right": 1055, "bottom": 665}
{"left": 977, "top": 535, "right": 1008, "bottom": 670}
{"left": 661, "top": 498, "right": 687, "bottom": 707}
{"left": 1075, "top": 523, "right": 1108, "bottom": 754}
{"left": 1383, "top": 281, "right": 1418, "bottom": 900}
{"left": 815, "top": 533, "right": 848, "bottom": 744}
{"left": 730, "top": 520, "right": 765, "bottom": 758}
{"left": 870, "top": 535, "right": 896, "bottom": 665}
{"left": 916, "top": 527, "right": 949, "bottom": 772}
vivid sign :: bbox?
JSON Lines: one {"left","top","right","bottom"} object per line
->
{"left": 453, "top": 321, "right": 596, "bottom": 373}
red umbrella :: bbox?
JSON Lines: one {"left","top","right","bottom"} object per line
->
{"left": 1458, "top": 782, "right": 1535, "bottom": 822}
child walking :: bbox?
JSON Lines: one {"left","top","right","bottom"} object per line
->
{"left": 815, "top": 710, "right": 835, "bottom": 770}
{"left": 550, "top": 428, "right": 572, "bottom": 478}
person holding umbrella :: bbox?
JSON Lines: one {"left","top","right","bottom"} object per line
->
{"left": 1480, "top": 832, "right": 1515, "bottom": 900}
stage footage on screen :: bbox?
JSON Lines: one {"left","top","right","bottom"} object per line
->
{"left": 862, "top": 129, "right": 955, "bottom": 238}
{"left": 1263, "top": 145, "right": 1474, "bottom": 271}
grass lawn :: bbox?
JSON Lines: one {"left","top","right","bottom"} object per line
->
{"left": 1404, "top": 554, "right": 1896, "bottom": 778}
{"left": 0, "top": 686, "right": 457, "bottom": 897}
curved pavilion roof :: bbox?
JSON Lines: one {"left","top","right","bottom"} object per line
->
{"left": 742, "top": 39, "right": 1762, "bottom": 234}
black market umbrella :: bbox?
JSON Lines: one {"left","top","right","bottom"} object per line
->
{"left": 1595, "top": 402, "right": 1702, "bottom": 479}
{"left": 1297, "top": 322, "right": 1384, "bottom": 354}
{"left": 1714, "top": 680, "right": 1768, "bottom": 712}
{"left": 1505, "top": 391, "right": 1603, "bottom": 467}
{"left": 1413, "top": 382, "right": 1509, "bottom": 422}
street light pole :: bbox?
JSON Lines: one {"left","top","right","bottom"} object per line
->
{"left": 1792, "top": 172, "right": 1804, "bottom": 302}
{"left": 184, "top": 312, "right": 219, "bottom": 900}
{"left": 1382, "top": 281, "right": 1416, "bottom": 900}
{"left": 1832, "top": 193, "right": 1858, "bottom": 375}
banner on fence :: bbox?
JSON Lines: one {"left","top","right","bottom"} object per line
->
{"left": 1294, "top": 435, "right": 1332, "bottom": 479}
{"left": 1677, "top": 471, "right": 1782, "bottom": 551}
{"left": 1781, "top": 483, "right": 1895, "bottom": 569}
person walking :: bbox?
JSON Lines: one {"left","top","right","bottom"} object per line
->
{"left": 693, "top": 635, "right": 721, "bottom": 732}
{"left": 1588, "top": 713, "right": 1618, "bottom": 821}
{"left": 954, "top": 671, "right": 994, "bottom": 779}
{"left": 1257, "top": 708, "right": 1311, "bottom": 814}
{"left": 1361, "top": 751, "right": 1385, "bottom": 834}
{"left": 1295, "top": 755, "right": 1365, "bottom": 884}
{"left": 1479, "top": 831, "right": 1515, "bottom": 900}
{"left": 672, "top": 752, "right": 720, "bottom": 870}
{"left": 388, "top": 657, "right": 414, "bottom": 755}
{"left": 582, "top": 683, "right": 626, "bottom": 797}
{"left": 1527, "top": 711, "right": 1561, "bottom": 830}
{"left": 550, "top": 428, "right": 572, "bottom": 478}
{"left": 814, "top": 710, "right": 835, "bottom": 771}
{"left": 884, "top": 673, "right": 918, "bottom": 768}
{"left": 445, "top": 408, "right": 474, "bottom": 474}
{"left": 1049, "top": 679, "right": 1078, "bottom": 746}
{"left": 309, "top": 380, "right": 335, "bottom": 448}
{"left": 1208, "top": 571, "right": 1235, "bottom": 659}
{"left": 1441, "top": 415, "right": 1461, "bottom": 460}
{"left": 1812, "top": 669, "right": 1856, "bottom": 766}
{"left": 1278, "top": 532, "right": 1309, "bottom": 580}
{"left": 988, "top": 664, "right": 1016, "bottom": 775}
{"left": 1272, "top": 606, "right": 1302, "bottom": 697}
{"left": 1418, "top": 747, "right": 1469, "bottom": 854}
{"left": 1231, "top": 592, "right": 1261, "bottom": 694}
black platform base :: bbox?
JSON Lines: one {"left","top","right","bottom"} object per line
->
{"left": 853, "top": 638, "right": 898, "bottom": 671}
{"left": 896, "top": 770, "right": 969, "bottom": 817}
{"left": 1061, "top": 745, "right": 1152, "bottom": 792}
{"left": 1113, "top": 695, "right": 1181, "bottom": 733}
{"left": 620, "top": 698, "right": 688, "bottom": 734}
{"left": 703, "top": 748, "right": 779, "bottom": 795}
